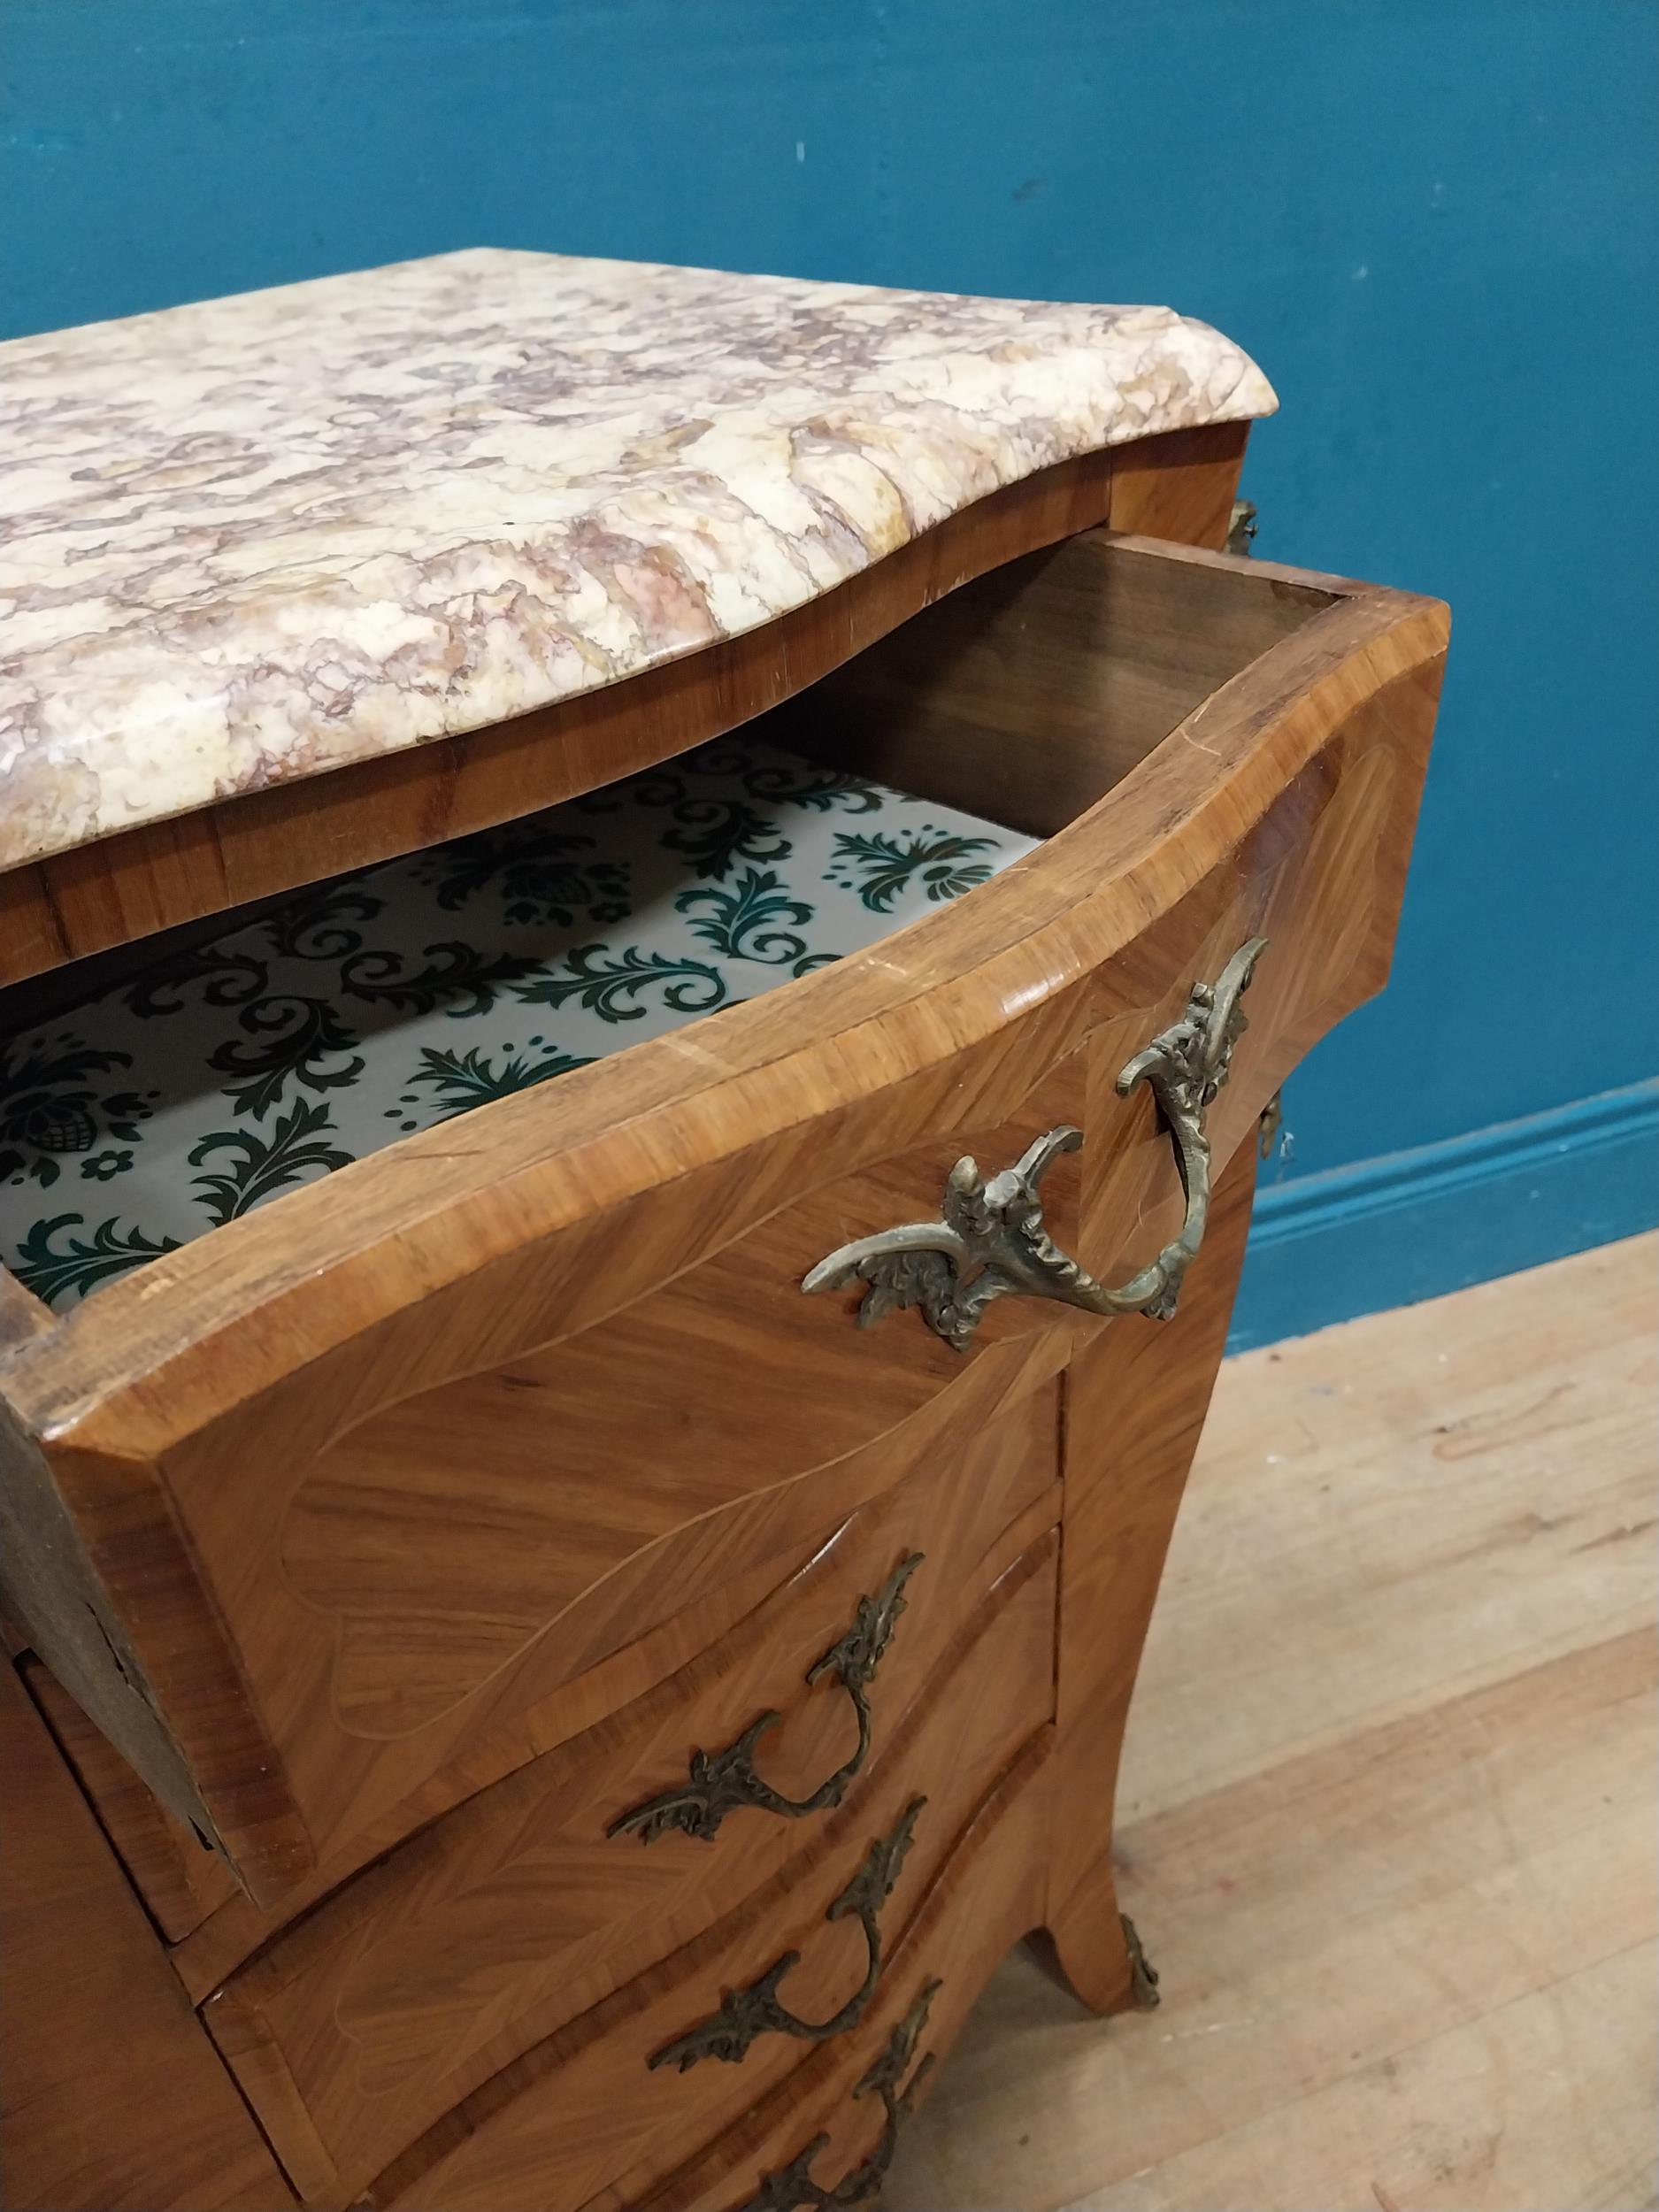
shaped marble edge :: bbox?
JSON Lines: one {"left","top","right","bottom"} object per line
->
{"left": 0, "top": 248, "right": 1276, "bottom": 875}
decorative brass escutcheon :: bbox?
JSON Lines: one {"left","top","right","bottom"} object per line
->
{"left": 649, "top": 1797, "right": 926, "bottom": 2072}
{"left": 803, "top": 936, "right": 1269, "bottom": 1350}
{"left": 607, "top": 1553, "right": 922, "bottom": 1845}
{"left": 732, "top": 1976, "right": 941, "bottom": 2209}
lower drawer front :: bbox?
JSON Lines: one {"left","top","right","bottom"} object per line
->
{"left": 631, "top": 1724, "right": 1057, "bottom": 2212}
{"left": 360, "top": 1531, "right": 1056, "bottom": 2211}
{"left": 204, "top": 1395, "right": 1058, "bottom": 2205}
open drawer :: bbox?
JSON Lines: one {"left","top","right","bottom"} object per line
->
{"left": 0, "top": 530, "right": 1448, "bottom": 1908}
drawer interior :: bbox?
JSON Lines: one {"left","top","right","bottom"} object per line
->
{"left": 0, "top": 730, "right": 1036, "bottom": 1309}
{"left": 0, "top": 532, "right": 1334, "bottom": 1312}
{"left": 764, "top": 527, "right": 1335, "bottom": 836}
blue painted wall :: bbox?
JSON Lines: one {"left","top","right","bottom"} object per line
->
{"left": 5, "top": 0, "right": 1656, "bottom": 1341}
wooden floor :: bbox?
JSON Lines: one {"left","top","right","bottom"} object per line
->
{"left": 886, "top": 1233, "right": 1658, "bottom": 2212}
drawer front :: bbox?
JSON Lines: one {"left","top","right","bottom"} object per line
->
{"left": 267, "top": 1061, "right": 1086, "bottom": 1753}
{"left": 0, "top": 536, "right": 1447, "bottom": 1907}
{"left": 352, "top": 1533, "right": 1057, "bottom": 2210}
{"left": 203, "top": 1409, "right": 1058, "bottom": 2204}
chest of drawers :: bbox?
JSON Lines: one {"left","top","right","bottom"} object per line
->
{"left": 0, "top": 250, "right": 1446, "bottom": 2211}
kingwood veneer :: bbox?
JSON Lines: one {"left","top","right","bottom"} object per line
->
{"left": 0, "top": 254, "right": 1446, "bottom": 2211}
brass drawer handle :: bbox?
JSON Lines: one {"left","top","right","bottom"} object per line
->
{"left": 608, "top": 1553, "right": 922, "bottom": 1845}
{"left": 650, "top": 1797, "right": 924, "bottom": 2072}
{"left": 733, "top": 1976, "right": 941, "bottom": 2209}
{"left": 803, "top": 936, "right": 1268, "bottom": 1350}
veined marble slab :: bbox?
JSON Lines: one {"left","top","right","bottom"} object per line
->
{"left": 0, "top": 249, "right": 1275, "bottom": 874}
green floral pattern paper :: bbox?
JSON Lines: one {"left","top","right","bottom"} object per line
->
{"left": 1, "top": 733, "right": 1035, "bottom": 1310}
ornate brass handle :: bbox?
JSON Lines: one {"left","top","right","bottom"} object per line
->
{"left": 733, "top": 1977, "right": 941, "bottom": 2210}
{"left": 608, "top": 1554, "right": 922, "bottom": 1845}
{"left": 650, "top": 1798, "right": 924, "bottom": 2072}
{"left": 803, "top": 936, "right": 1268, "bottom": 1351}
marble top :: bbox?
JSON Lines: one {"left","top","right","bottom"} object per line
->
{"left": 0, "top": 249, "right": 1275, "bottom": 875}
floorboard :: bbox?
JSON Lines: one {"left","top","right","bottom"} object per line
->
{"left": 884, "top": 1233, "right": 1658, "bottom": 2212}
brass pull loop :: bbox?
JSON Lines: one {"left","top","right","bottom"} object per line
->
{"left": 649, "top": 1798, "right": 925, "bottom": 2072}
{"left": 803, "top": 937, "right": 1267, "bottom": 1350}
{"left": 608, "top": 1554, "right": 922, "bottom": 1845}
{"left": 732, "top": 1976, "right": 941, "bottom": 2209}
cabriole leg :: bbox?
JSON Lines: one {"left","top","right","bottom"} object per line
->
{"left": 1040, "top": 1139, "right": 1259, "bottom": 2012}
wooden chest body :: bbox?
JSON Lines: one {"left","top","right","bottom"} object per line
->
{"left": 0, "top": 414, "right": 1447, "bottom": 2210}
